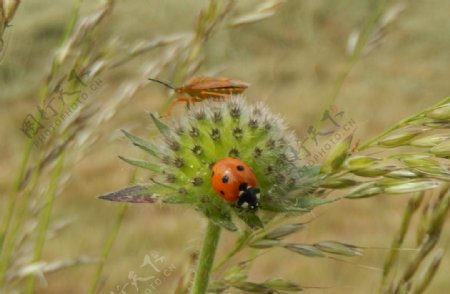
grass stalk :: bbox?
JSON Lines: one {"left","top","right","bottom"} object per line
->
{"left": 312, "top": 0, "right": 387, "bottom": 132}
{"left": 0, "top": 1, "right": 85, "bottom": 284}
{"left": 191, "top": 221, "right": 221, "bottom": 294}
{"left": 0, "top": 155, "right": 43, "bottom": 289}
{"left": 88, "top": 204, "right": 128, "bottom": 294}
{"left": 61, "top": 0, "right": 83, "bottom": 44}
{"left": 380, "top": 192, "right": 424, "bottom": 290}
{"left": 25, "top": 153, "right": 65, "bottom": 294}
{"left": 0, "top": 136, "right": 34, "bottom": 286}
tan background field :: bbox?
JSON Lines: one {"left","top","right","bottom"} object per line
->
{"left": 1, "top": 0, "right": 449, "bottom": 293}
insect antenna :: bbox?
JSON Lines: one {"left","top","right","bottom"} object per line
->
{"left": 148, "top": 78, "right": 176, "bottom": 90}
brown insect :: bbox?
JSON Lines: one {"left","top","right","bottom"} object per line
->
{"left": 148, "top": 76, "right": 250, "bottom": 116}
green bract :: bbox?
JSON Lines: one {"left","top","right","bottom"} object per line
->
{"left": 99, "top": 97, "right": 323, "bottom": 230}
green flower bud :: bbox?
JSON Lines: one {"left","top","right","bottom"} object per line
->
{"left": 263, "top": 223, "right": 305, "bottom": 239}
{"left": 351, "top": 164, "right": 395, "bottom": 177}
{"left": 383, "top": 179, "right": 439, "bottom": 194}
{"left": 314, "top": 241, "right": 362, "bottom": 256}
{"left": 410, "top": 134, "right": 450, "bottom": 148}
{"left": 377, "top": 128, "right": 423, "bottom": 147}
{"left": 346, "top": 182, "right": 384, "bottom": 199}
{"left": 263, "top": 278, "right": 303, "bottom": 291}
{"left": 344, "top": 155, "right": 380, "bottom": 170}
{"left": 99, "top": 97, "right": 324, "bottom": 230}
{"left": 430, "top": 140, "right": 450, "bottom": 158}
{"left": 249, "top": 239, "right": 281, "bottom": 248}
{"left": 426, "top": 103, "right": 450, "bottom": 120}
{"left": 284, "top": 243, "right": 325, "bottom": 257}
{"left": 386, "top": 169, "right": 420, "bottom": 179}
{"left": 320, "top": 134, "right": 353, "bottom": 173}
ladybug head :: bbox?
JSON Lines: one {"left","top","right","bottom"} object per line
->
{"left": 237, "top": 183, "right": 260, "bottom": 210}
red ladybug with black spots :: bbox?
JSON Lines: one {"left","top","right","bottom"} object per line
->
{"left": 211, "top": 157, "right": 260, "bottom": 210}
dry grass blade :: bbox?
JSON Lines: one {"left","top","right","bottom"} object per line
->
{"left": 229, "top": 0, "right": 286, "bottom": 27}
{"left": 12, "top": 256, "right": 98, "bottom": 280}
{"left": 381, "top": 186, "right": 450, "bottom": 294}
{"left": 0, "top": 0, "right": 21, "bottom": 54}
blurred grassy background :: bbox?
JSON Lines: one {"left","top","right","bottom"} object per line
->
{"left": 1, "top": 0, "right": 449, "bottom": 293}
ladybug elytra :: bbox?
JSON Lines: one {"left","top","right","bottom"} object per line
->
{"left": 211, "top": 157, "right": 260, "bottom": 210}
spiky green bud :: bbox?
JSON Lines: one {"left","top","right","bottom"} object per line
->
{"left": 99, "top": 97, "right": 324, "bottom": 230}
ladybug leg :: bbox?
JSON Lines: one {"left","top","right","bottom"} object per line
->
{"left": 165, "top": 96, "right": 196, "bottom": 117}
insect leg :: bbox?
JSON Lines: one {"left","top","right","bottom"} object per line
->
{"left": 165, "top": 97, "right": 196, "bottom": 116}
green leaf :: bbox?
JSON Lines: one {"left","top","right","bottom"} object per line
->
{"left": 118, "top": 156, "right": 160, "bottom": 172}
{"left": 121, "top": 129, "right": 160, "bottom": 157}
{"left": 198, "top": 202, "right": 237, "bottom": 231}
{"left": 261, "top": 198, "right": 310, "bottom": 212}
{"left": 293, "top": 194, "right": 337, "bottom": 210}
{"left": 295, "top": 165, "right": 321, "bottom": 179}
{"left": 162, "top": 196, "right": 191, "bottom": 204}
{"left": 150, "top": 112, "right": 171, "bottom": 135}
{"left": 97, "top": 185, "right": 158, "bottom": 203}
{"left": 235, "top": 210, "right": 264, "bottom": 230}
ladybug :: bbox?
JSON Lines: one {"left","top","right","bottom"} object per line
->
{"left": 211, "top": 157, "right": 260, "bottom": 210}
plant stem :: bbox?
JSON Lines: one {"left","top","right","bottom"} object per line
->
{"left": 357, "top": 97, "right": 450, "bottom": 150}
{"left": 191, "top": 221, "right": 221, "bottom": 294}
{"left": 25, "top": 152, "right": 65, "bottom": 294}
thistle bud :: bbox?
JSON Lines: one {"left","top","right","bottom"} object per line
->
{"left": 100, "top": 97, "right": 318, "bottom": 230}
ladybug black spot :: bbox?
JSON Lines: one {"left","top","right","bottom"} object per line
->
{"left": 222, "top": 175, "right": 229, "bottom": 183}
{"left": 220, "top": 190, "right": 225, "bottom": 195}
{"left": 236, "top": 165, "right": 244, "bottom": 171}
